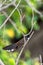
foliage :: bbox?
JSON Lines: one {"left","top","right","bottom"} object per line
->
{"left": 0, "top": 0, "right": 43, "bottom": 65}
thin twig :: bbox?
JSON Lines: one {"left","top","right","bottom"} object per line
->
{"left": 39, "top": 54, "right": 42, "bottom": 65}
{"left": 13, "top": 4, "right": 22, "bottom": 24}
{"left": 2, "top": 11, "right": 19, "bottom": 32}
{"left": 0, "top": 0, "right": 6, "bottom": 10}
{"left": 2, "top": 11, "right": 25, "bottom": 36}
{"left": 24, "top": 9, "right": 34, "bottom": 36}
{"left": 2, "top": 0, "right": 6, "bottom": 5}
{"left": 25, "top": 0, "right": 43, "bottom": 17}
{"left": 16, "top": 31, "right": 34, "bottom": 65}
{"left": 2, "top": 11, "right": 25, "bottom": 37}
{"left": 0, "top": 0, "right": 16, "bottom": 11}
{"left": 0, "top": 0, "right": 21, "bottom": 29}
{"left": 0, "top": 2, "right": 13, "bottom": 11}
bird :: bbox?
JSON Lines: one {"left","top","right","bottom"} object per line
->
{"left": 3, "top": 38, "right": 24, "bottom": 52}
{"left": 3, "top": 31, "right": 32, "bottom": 52}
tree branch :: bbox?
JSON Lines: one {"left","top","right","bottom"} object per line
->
{"left": 25, "top": 0, "right": 43, "bottom": 17}
{"left": 16, "top": 31, "right": 34, "bottom": 65}
{"left": 0, "top": 0, "right": 21, "bottom": 29}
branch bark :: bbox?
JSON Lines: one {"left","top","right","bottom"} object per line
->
{"left": 0, "top": 0, "right": 21, "bottom": 29}
{"left": 16, "top": 31, "right": 34, "bottom": 65}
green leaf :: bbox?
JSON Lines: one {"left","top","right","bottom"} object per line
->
{"left": 6, "top": 6, "right": 20, "bottom": 23}
{"left": 26, "top": 59, "right": 33, "bottom": 65}
{"left": 0, "top": 13, "right": 6, "bottom": 26}
{"left": 0, "top": 38, "right": 10, "bottom": 48}
{"left": 8, "top": 58, "right": 15, "bottom": 65}
{"left": 19, "top": 60, "right": 27, "bottom": 65}
{"left": 33, "top": 21, "right": 40, "bottom": 30}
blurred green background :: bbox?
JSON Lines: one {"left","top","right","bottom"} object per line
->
{"left": 0, "top": 0, "right": 43, "bottom": 65}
